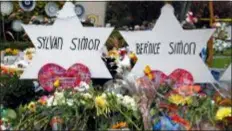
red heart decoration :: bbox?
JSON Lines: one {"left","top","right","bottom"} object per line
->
{"left": 149, "top": 69, "right": 194, "bottom": 87}
{"left": 38, "top": 63, "right": 91, "bottom": 92}
{"left": 169, "top": 69, "right": 194, "bottom": 87}
{"left": 151, "top": 70, "right": 168, "bottom": 84}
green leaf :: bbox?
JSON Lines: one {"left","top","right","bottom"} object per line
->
{"left": 6, "top": 109, "right": 17, "bottom": 120}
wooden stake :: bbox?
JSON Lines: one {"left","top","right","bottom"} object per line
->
{"left": 206, "top": 1, "right": 214, "bottom": 67}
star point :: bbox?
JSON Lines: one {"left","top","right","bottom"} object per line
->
{"left": 220, "top": 64, "right": 231, "bottom": 82}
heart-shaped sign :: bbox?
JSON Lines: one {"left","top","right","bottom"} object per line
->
{"left": 38, "top": 63, "right": 91, "bottom": 92}
{"left": 149, "top": 69, "right": 194, "bottom": 87}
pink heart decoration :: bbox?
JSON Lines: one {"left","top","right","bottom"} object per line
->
{"left": 38, "top": 63, "right": 91, "bottom": 92}
{"left": 149, "top": 69, "right": 194, "bottom": 87}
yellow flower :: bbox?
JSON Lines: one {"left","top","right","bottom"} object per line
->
{"left": 147, "top": 73, "right": 154, "bottom": 80}
{"left": 129, "top": 53, "right": 137, "bottom": 62}
{"left": 216, "top": 107, "right": 232, "bottom": 120}
{"left": 95, "top": 95, "right": 109, "bottom": 116}
{"left": 53, "top": 79, "right": 60, "bottom": 88}
{"left": 95, "top": 96, "right": 107, "bottom": 108}
{"left": 185, "top": 96, "right": 193, "bottom": 105}
{"left": 144, "top": 65, "right": 152, "bottom": 75}
{"left": 168, "top": 94, "right": 185, "bottom": 105}
{"left": 108, "top": 49, "right": 119, "bottom": 58}
{"left": 5, "top": 48, "right": 12, "bottom": 53}
{"left": 12, "top": 49, "right": 19, "bottom": 55}
{"left": 168, "top": 94, "right": 192, "bottom": 105}
{"left": 143, "top": 65, "right": 155, "bottom": 80}
{"left": 27, "top": 102, "right": 36, "bottom": 112}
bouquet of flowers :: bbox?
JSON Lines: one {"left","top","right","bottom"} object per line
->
{"left": 9, "top": 80, "right": 142, "bottom": 130}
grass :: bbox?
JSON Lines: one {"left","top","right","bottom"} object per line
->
{"left": 212, "top": 57, "right": 231, "bottom": 68}
{"left": 214, "top": 48, "right": 232, "bottom": 56}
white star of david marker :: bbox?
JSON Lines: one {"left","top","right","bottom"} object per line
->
{"left": 220, "top": 64, "right": 231, "bottom": 82}
{"left": 120, "top": 4, "right": 216, "bottom": 83}
{"left": 21, "top": 2, "right": 113, "bottom": 79}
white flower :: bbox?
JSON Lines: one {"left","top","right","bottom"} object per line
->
{"left": 80, "top": 81, "right": 90, "bottom": 89}
{"left": 116, "top": 94, "right": 137, "bottom": 111}
{"left": 74, "top": 81, "right": 90, "bottom": 92}
{"left": 46, "top": 96, "right": 54, "bottom": 107}
{"left": 101, "top": 93, "right": 107, "bottom": 99}
{"left": 116, "top": 94, "right": 123, "bottom": 99}
{"left": 1, "top": 125, "right": 6, "bottom": 130}
{"left": 211, "top": 100, "right": 215, "bottom": 104}
{"left": 118, "top": 55, "right": 131, "bottom": 68}
{"left": 121, "top": 95, "right": 137, "bottom": 111}
{"left": 46, "top": 92, "right": 66, "bottom": 106}
{"left": 24, "top": 48, "right": 35, "bottom": 54}
{"left": 82, "top": 93, "right": 92, "bottom": 99}
{"left": 47, "top": 92, "right": 73, "bottom": 107}
{"left": 67, "top": 99, "right": 74, "bottom": 106}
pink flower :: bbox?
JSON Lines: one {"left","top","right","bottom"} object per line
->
{"left": 38, "top": 96, "right": 48, "bottom": 105}
{"left": 186, "top": 11, "right": 198, "bottom": 24}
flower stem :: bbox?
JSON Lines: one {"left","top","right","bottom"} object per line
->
{"left": 16, "top": 113, "right": 42, "bottom": 130}
{"left": 115, "top": 106, "right": 141, "bottom": 130}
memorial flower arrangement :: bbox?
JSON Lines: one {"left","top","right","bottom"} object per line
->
{"left": 1, "top": 48, "right": 21, "bottom": 72}
{"left": 5, "top": 81, "right": 141, "bottom": 130}
{"left": 102, "top": 35, "right": 137, "bottom": 78}
{"left": 102, "top": 46, "right": 137, "bottom": 79}
{"left": 1, "top": 68, "right": 232, "bottom": 130}
{"left": 0, "top": 64, "right": 23, "bottom": 76}
{"left": 1, "top": 2, "right": 231, "bottom": 130}
{"left": 3, "top": 48, "right": 19, "bottom": 56}
{"left": 0, "top": 47, "right": 35, "bottom": 76}
{"left": 1, "top": 46, "right": 231, "bottom": 130}
{"left": 23, "top": 47, "right": 35, "bottom": 61}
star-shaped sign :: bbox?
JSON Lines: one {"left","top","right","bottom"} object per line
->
{"left": 220, "top": 64, "right": 231, "bottom": 82}
{"left": 21, "top": 2, "right": 113, "bottom": 79}
{"left": 120, "top": 4, "right": 215, "bottom": 83}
